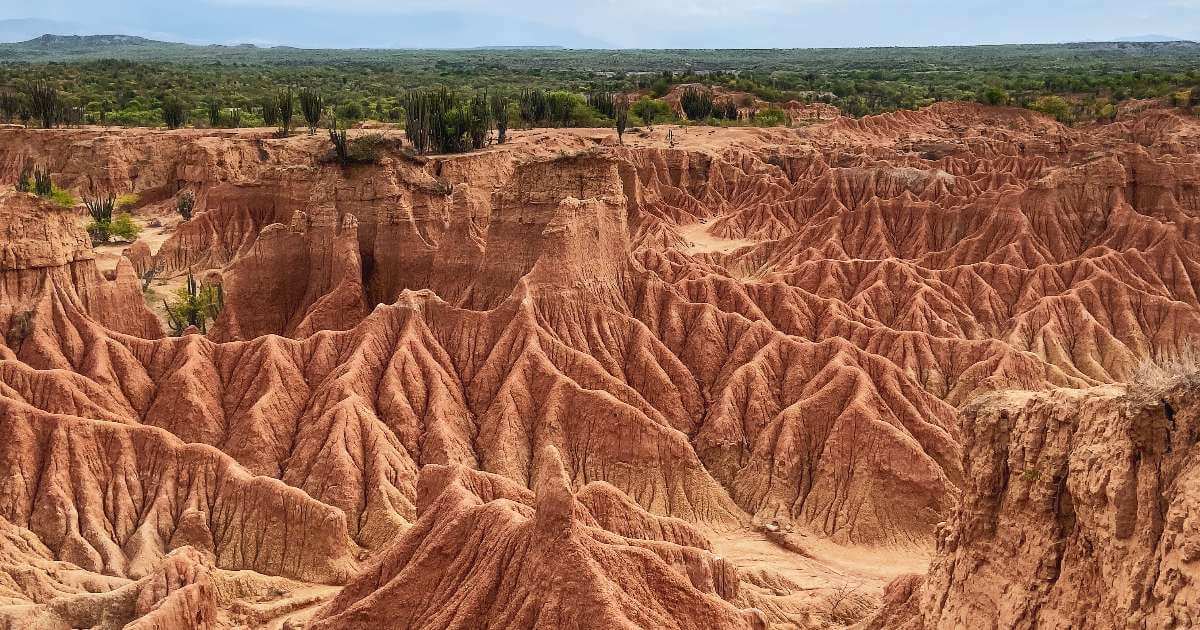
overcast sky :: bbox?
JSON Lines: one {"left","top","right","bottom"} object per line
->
{"left": 4, "top": 0, "right": 1200, "bottom": 48}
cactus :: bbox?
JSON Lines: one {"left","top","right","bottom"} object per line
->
{"left": 0, "top": 90, "right": 20, "bottom": 123}
{"left": 615, "top": 95, "right": 629, "bottom": 144}
{"left": 276, "top": 87, "right": 295, "bottom": 136}
{"left": 519, "top": 89, "right": 548, "bottom": 126}
{"left": 491, "top": 93, "right": 509, "bottom": 144}
{"left": 260, "top": 96, "right": 279, "bottom": 127}
{"left": 26, "top": 80, "right": 58, "bottom": 128}
{"left": 33, "top": 168, "right": 52, "bottom": 197}
{"left": 329, "top": 118, "right": 349, "bottom": 165}
{"left": 680, "top": 86, "right": 714, "bottom": 121}
{"left": 176, "top": 191, "right": 195, "bottom": 221}
{"left": 84, "top": 195, "right": 115, "bottom": 244}
{"left": 300, "top": 88, "right": 323, "bottom": 135}
{"left": 161, "top": 95, "right": 186, "bottom": 129}
{"left": 587, "top": 91, "right": 616, "bottom": 117}
{"left": 207, "top": 94, "right": 221, "bottom": 127}
{"left": 165, "top": 274, "right": 223, "bottom": 335}
{"left": 15, "top": 166, "right": 31, "bottom": 192}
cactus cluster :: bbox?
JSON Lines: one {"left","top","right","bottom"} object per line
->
{"left": 276, "top": 87, "right": 295, "bottom": 136}
{"left": 404, "top": 87, "right": 494, "bottom": 154}
{"left": 491, "top": 93, "right": 510, "bottom": 144}
{"left": 300, "top": 88, "right": 323, "bottom": 135}
{"left": 162, "top": 95, "right": 186, "bottom": 129}
{"left": 165, "top": 274, "right": 224, "bottom": 336}
{"left": 587, "top": 91, "right": 616, "bottom": 117}
{"left": 176, "top": 191, "right": 196, "bottom": 220}
{"left": 261, "top": 96, "right": 279, "bottom": 127}
{"left": 27, "top": 80, "right": 59, "bottom": 128}
{"left": 680, "top": 86, "right": 714, "bottom": 121}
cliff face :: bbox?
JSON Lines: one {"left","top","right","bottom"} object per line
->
{"left": 865, "top": 374, "right": 1200, "bottom": 630}
{"left": 1, "top": 102, "right": 1199, "bottom": 628}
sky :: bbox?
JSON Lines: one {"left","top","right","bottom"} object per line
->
{"left": 3, "top": 0, "right": 1199, "bottom": 48}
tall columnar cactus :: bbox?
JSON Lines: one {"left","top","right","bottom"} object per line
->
{"left": 300, "top": 88, "right": 323, "bottom": 135}
{"left": 162, "top": 95, "right": 186, "bottom": 129}
{"left": 680, "top": 86, "right": 714, "bottom": 121}
{"left": 329, "top": 118, "right": 349, "bottom": 165}
{"left": 207, "top": 94, "right": 221, "bottom": 127}
{"left": 165, "top": 274, "right": 224, "bottom": 335}
{"left": 615, "top": 95, "right": 629, "bottom": 144}
{"left": 276, "top": 87, "right": 295, "bottom": 136}
{"left": 587, "top": 91, "right": 616, "bottom": 117}
{"left": 260, "top": 96, "right": 279, "bottom": 127}
{"left": 33, "top": 168, "right": 52, "bottom": 197}
{"left": 27, "top": 80, "right": 59, "bottom": 128}
{"left": 491, "top": 93, "right": 510, "bottom": 144}
{"left": 176, "top": 191, "right": 195, "bottom": 221}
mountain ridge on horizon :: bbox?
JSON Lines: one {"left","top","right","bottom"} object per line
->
{"left": 3, "top": 31, "right": 1198, "bottom": 53}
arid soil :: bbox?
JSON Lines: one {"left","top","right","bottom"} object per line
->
{"left": 1, "top": 101, "right": 1199, "bottom": 628}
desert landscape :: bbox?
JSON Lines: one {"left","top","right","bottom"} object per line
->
{"left": 0, "top": 24, "right": 1199, "bottom": 630}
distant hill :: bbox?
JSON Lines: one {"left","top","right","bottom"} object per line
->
{"left": 1114, "top": 34, "right": 1193, "bottom": 43}
{"left": 0, "top": 34, "right": 1198, "bottom": 68}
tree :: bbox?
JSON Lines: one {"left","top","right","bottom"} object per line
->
{"left": 1029, "top": 95, "right": 1074, "bottom": 124}
{"left": 631, "top": 97, "right": 670, "bottom": 127}
{"left": 300, "top": 88, "right": 323, "bottom": 134}
{"left": 614, "top": 95, "right": 629, "bottom": 144}
{"left": 979, "top": 86, "right": 1010, "bottom": 106}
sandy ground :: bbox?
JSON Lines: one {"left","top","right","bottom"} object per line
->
{"left": 713, "top": 528, "right": 931, "bottom": 589}
{"left": 82, "top": 214, "right": 186, "bottom": 328}
{"left": 677, "top": 219, "right": 760, "bottom": 255}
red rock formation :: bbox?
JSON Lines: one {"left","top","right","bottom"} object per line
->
{"left": 865, "top": 374, "right": 1200, "bottom": 629}
{"left": 310, "top": 448, "right": 768, "bottom": 630}
{"left": 1, "top": 101, "right": 1199, "bottom": 628}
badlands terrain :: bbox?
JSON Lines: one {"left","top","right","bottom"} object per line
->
{"left": 0, "top": 101, "right": 1199, "bottom": 628}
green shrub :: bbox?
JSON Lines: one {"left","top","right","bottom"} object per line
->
{"left": 165, "top": 274, "right": 223, "bottom": 335}
{"left": 109, "top": 213, "right": 141, "bottom": 241}
{"left": 631, "top": 97, "right": 672, "bottom": 126}
{"left": 348, "top": 133, "right": 390, "bottom": 163}
{"left": 1029, "top": 95, "right": 1074, "bottom": 124}
{"left": 86, "top": 221, "right": 109, "bottom": 244}
{"left": 115, "top": 192, "right": 140, "bottom": 211}
{"left": 978, "top": 86, "right": 1010, "bottom": 106}
{"left": 753, "top": 107, "right": 789, "bottom": 127}
{"left": 48, "top": 186, "right": 76, "bottom": 208}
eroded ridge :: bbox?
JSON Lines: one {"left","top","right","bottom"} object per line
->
{"left": 1, "top": 101, "right": 1199, "bottom": 627}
